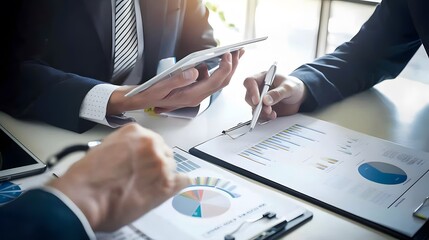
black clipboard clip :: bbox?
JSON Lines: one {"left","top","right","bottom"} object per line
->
{"left": 249, "top": 220, "right": 288, "bottom": 240}
{"left": 222, "top": 119, "right": 272, "bottom": 140}
{"left": 413, "top": 196, "right": 429, "bottom": 220}
{"left": 222, "top": 120, "right": 251, "bottom": 140}
{"left": 224, "top": 211, "right": 289, "bottom": 240}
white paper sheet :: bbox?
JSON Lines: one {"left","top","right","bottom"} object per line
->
{"left": 192, "top": 114, "right": 429, "bottom": 238}
{"left": 97, "top": 148, "right": 310, "bottom": 240}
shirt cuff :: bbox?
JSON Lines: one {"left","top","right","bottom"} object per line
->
{"left": 79, "top": 84, "right": 135, "bottom": 128}
{"left": 39, "top": 186, "right": 96, "bottom": 240}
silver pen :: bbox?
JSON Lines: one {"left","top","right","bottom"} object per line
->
{"left": 250, "top": 62, "right": 277, "bottom": 132}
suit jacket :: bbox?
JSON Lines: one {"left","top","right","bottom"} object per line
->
{"left": 291, "top": 0, "right": 429, "bottom": 111}
{"left": 2, "top": 0, "right": 216, "bottom": 133}
{"left": 0, "top": 189, "right": 89, "bottom": 240}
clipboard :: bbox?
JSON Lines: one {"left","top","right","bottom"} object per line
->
{"left": 97, "top": 147, "right": 312, "bottom": 240}
{"left": 125, "top": 36, "right": 268, "bottom": 97}
{"left": 189, "top": 114, "right": 429, "bottom": 240}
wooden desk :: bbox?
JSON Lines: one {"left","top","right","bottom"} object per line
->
{"left": 1, "top": 56, "right": 428, "bottom": 239}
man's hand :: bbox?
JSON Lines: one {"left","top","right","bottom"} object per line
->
{"left": 48, "top": 123, "right": 190, "bottom": 232}
{"left": 107, "top": 49, "right": 245, "bottom": 115}
{"left": 244, "top": 73, "right": 307, "bottom": 121}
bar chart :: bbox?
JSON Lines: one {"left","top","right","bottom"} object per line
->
{"left": 238, "top": 124, "right": 325, "bottom": 165}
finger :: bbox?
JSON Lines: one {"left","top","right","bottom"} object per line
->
{"left": 211, "top": 52, "right": 232, "bottom": 79}
{"left": 199, "top": 52, "right": 232, "bottom": 90}
{"left": 259, "top": 104, "right": 273, "bottom": 120}
{"left": 230, "top": 51, "right": 239, "bottom": 70}
{"left": 256, "top": 105, "right": 276, "bottom": 122}
{"left": 150, "top": 68, "right": 199, "bottom": 93}
{"left": 163, "top": 146, "right": 174, "bottom": 161}
{"left": 196, "top": 64, "right": 210, "bottom": 80}
{"left": 263, "top": 104, "right": 272, "bottom": 115}
{"left": 148, "top": 53, "right": 236, "bottom": 110}
{"left": 246, "top": 71, "right": 267, "bottom": 86}
{"left": 238, "top": 48, "right": 245, "bottom": 58}
{"left": 153, "top": 106, "right": 175, "bottom": 114}
{"left": 266, "top": 110, "right": 277, "bottom": 121}
{"left": 243, "top": 76, "right": 261, "bottom": 106}
{"left": 172, "top": 174, "right": 191, "bottom": 193}
{"left": 175, "top": 53, "right": 233, "bottom": 99}
{"left": 152, "top": 142, "right": 176, "bottom": 172}
{"left": 225, "top": 50, "right": 241, "bottom": 81}
{"left": 262, "top": 94, "right": 274, "bottom": 106}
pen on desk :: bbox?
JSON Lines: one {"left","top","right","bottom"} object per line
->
{"left": 46, "top": 140, "right": 102, "bottom": 168}
{"left": 249, "top": 62, "right": 277, "bottom": 132}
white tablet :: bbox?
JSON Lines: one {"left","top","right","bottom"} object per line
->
{"left": 125, "top": 36, "right": 268, "bottom": 97}
{"left": 0, "top": 126, "right": 46, "bottom": 182}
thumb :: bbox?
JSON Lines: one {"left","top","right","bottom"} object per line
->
{"left": 263, "top": 86, "right": 291, "bottom": 106}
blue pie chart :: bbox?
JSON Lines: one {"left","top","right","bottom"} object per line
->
{"left": 0, "top": 182, "right": 22, "bottom": 204}
{"left": 358, "top": 162, "right": 407, "bottom": 185}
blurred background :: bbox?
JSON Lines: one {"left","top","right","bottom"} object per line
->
{"left": 204, "top": 0, "right": 429, "bottom": 84}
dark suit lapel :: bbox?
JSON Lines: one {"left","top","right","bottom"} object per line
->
{"left": 82, "top": 0, "right": 112, "bottom": 66}
{"left": 159, "top": 0, "right": 182, "bottom": 56}
{"left": 408, "top": 0, "right": 429, "bottom": 56}
{"left": 141, "top": 0, "right": 168, "bottom": 79}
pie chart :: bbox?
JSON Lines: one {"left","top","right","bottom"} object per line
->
{"left": 358, "top": 162, "right": 407, "bottom": 185}
{"left": 0, "top": 181, "right": 22, "bottom": 204}
{"left": 172, "top": 189, "right": 230, "bottom": 218}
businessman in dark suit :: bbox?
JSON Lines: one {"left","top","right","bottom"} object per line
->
{"left": 244, "top": 0, "right": 428, "bottom": 119}
{"left": 2, "top": 0, "right": 242, "bottom": 133}
{"left": 0, "top": 123, "right": 190, "bottom": 239}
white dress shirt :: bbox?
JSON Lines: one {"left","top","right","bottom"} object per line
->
{"left": 79, "top": 84, "right": 135, "bottom": 128}
{"left": 79, "top": 0, "right": 144, "bottom": 128}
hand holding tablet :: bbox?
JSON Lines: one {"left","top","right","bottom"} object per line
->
{"left": 125, "top": 36, "right": 268, "bottom": 97}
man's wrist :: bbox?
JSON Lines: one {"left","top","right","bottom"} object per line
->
{"left": 107, "top": 86, "right": 134, "bottom": 115}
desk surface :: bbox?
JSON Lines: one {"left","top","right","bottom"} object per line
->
{"left": 1, "top": 54, "right": 428, "bottom": 239}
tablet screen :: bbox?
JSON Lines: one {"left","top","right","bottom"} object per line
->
{"left": 0, "top": 127, "right": 46, "bottom": 181}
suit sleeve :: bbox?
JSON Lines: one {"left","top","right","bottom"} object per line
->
{"left": 291, "top": 0, "right": 422, "bottom": 111}
{"left": 0, "top": 189, "right": 91, "bottom": 240}
{"left": 13, "top": 62, "right": 101, "bottom": 133}
{"left": 1, "top": 0, "right": 105, "bottom": 133}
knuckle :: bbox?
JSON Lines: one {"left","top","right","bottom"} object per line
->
{"left": 136, "top": 135, "right": 156, "bottom": 155}
{"left": 243, "top": 76, "right": 257, "bottom": 88}
{"left": 123, "top": 122, "right": 140, "bottom": 132}
{"left": 282, "top": 83, "right": 293, "bottom": 92}
{"left": 223, "top": 78, "right": 232, "bottom": 87}
{"left": 243, "top": 77, "right": 252, "bottom": 86}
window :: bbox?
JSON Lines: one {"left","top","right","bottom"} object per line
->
{"left": 254, "top": 0, "right": 321, "bottom": 73}
{"left": 206, "top": 0, "right": 429, "bottom": 84}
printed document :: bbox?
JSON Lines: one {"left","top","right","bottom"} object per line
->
{"left": 191, "top": 114, "right": 429, "bottom": 238}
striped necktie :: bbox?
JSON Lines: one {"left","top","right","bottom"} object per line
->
{"left": 112, "top": 0, "right": 138, "bottom": 81}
